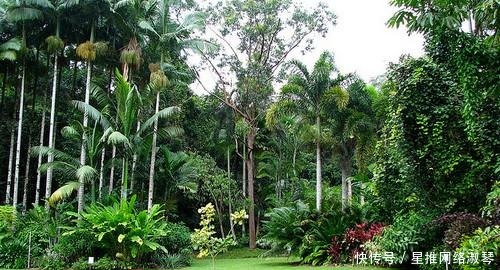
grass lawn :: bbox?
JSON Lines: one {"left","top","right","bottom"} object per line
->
{"left": 189, "top": 257, "right": 393, "bottom": 270}
{"left": 187, "top": 248, "right": 398, "bottom": 270}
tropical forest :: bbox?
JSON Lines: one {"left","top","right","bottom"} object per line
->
{"left": 0, "top": 0, "right": 498, "bottom": 269}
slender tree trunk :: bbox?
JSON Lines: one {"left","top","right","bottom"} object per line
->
{"left": 13, "top": 60, "right": 26, "bottom": 207}
{"left": 98, "top": 148, "right": 105, "bottom": 200}
{"left": 34, "top": 96, "right": 45, "bottom": 206}
{"left": 227, "top": 147, "right": 236, "bottom": 240}
{"left": 130, "top": 121, "right": 141, "bottom": 192}
{"left": 247, "top": 126, "right": 256, "bottom": 249}
{"left": 340, "top": 155, "right": 351, "bottom": 212}
{"left": 147, "top": 91, "right": 160, "bottom": 211}
{"left": 45, "top": 52, "right": 59, "bottom": 209}
{"left": 78, "top": 22, "right": 95, "bottom": 213}
{"left": 242, "top": 136, "right": 246, "bottom": 197}
{"left": 315, "top": 115, "right": 322, "bottom": 212}
{"left": 109, "top": 145, "right": 116, "bottom": 195}
{"left": 242, "top": 137, "right": 246, "bottom": 237}
{"left": 5, "top": 129, "right": 15, "bottom": 204}
{"left": 22, "top": 137, "right": 31, "bottom": 212}
{"left": 120, "top": 157, "right": 129, "bottom": 200}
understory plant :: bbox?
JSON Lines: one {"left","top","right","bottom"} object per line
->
{"left": 456, "top": 225, "right": 499, "bottom": 270}
{"left": 65, "top": 195, "right": 167, "bottom": 263}
{"left": 365, "top": 211, "right": 434, "bottom": 264}
{"left": 191, "top": 203, "right": 236, "bottom": 270}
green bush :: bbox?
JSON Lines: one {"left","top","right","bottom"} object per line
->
{"left": 70, "top": 258, "right": 90, "bottom": 270}
{"left": 54, "top": 229, "right": 99, "bottom": 264}
{"left": 153, "top": 250, "right": 192, "bottom": 269}
{"left": 0, "top": 237, "right": 28, "bottom": 269}
{"left": 262, "top": 200, "right": 311, "bottom": 255}
{"left": 367, "top": 211, "right": 433, "bottom": 264}
{"left": 94, "top": 257, "right": 134, "bottom": 270}
{"left": 66, "top": 195, "right": 167, "bottom": 262}
{"left": 0, "top": 205, "right": 16, "bottom": 225}
{"left": 456, "top": 225, "right": 499, "bottom": 270}
{"left": 15, "top": 206, "right": 57, "bottom": 259}
{"left": 160, "top": 221, "right": 192, "bottom": 253}
{"left": 37, "top": 252, "right": 65, "bottom": 270}
{"left": 300, "top": 212, "right": 358, "bottom": 265}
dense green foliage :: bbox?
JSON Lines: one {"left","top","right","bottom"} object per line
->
{"left": 0, "top": 0, "right": 497, "bottom": 269}
{"left": 65, "top": 195, "right": 167, "bottom": 262}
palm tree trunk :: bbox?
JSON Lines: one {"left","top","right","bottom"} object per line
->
{"left": 147, "top": 91, "right": 160, "bottom": 211}
{"left": 34, "top": 97, "right": 45, "bottom": 206}
{"left": 340, "top": 155, "right": 351, "bottom": 212}
{"left": 247, "top": 126, "right": 256, "bottom": 249}
{"left": 13, "top": 60, "right": 26, "bottom": 207}
{"left": 45, "top": 52, "right": 59, "bottom": 209}
{"left": 130, "top": 121, "right": 141, "bottom": 192}
{"left": 22, "top": 137, "right": 31, "bottom": 212}
{"left": 315, "top": 115, "right": 322, "bottom": 212}
{"left": 78, "top": 22, "right": 95, "bottom": 213}
{"left": 120, "top": 157, "right": 129, "bottom": 200}
{"left": 98, "top": 148, "right": 105, "bottom": 200}
{"left": 5, "top": 129, "right": 15, "bottom": 204}
{"left": 109, "top": 145, "right": 116, "bottom": 195}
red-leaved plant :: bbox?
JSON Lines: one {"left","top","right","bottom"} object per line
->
{"left": 328, "top": 236, "right": 342, "bottom": 263}
{"left": 343, "top": 223, "right": 385, "bottom": 260}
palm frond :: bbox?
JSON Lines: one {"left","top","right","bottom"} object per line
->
{"left": 61, "top": 125, "right": 81, "bottom": 139}
{"left": 265, "top": 99, "right": 298, "bottom": 128}
{"left": 180, "top": 11, "right": 207, "bottom": 31}
{"left": 139, "top": 106, "right": 181, "bottom": 135}
{"left": 6, "top": 7, "right": 43, "bottom": 22}
{"left": 108, "top": 131, "right": 130, "bottom": 146}
{"left": 0, "top": 51, "right": 17, "bottom": 61}
{"left": 72, "top": 100, "right": 111, "bottom": 129}
{"left": 0, "top": 38, "right": 21, "bottom": 51}
{"left": 288, "top": 59, "right": 310, "bottom": 80}
{"left": 157, "top": 126, "right": 184, "bottom": 139}
{"left": 31, "top": 146, "right": 78, "bottom": 164}
{"left": 48, "top": 181, "right": 80, "bottom": 206}
{"left": 323, "top": 86, "right": 349, "bottom": 110}
{"left": 76, "top": 165, "right": 98, "bottom": 183}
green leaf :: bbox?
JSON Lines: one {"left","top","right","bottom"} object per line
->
{"left": 118, "top": 234, "right": 126, "bottom": 243}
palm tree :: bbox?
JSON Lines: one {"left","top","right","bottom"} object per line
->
{"left": 106, "top": 69, "right": 180, "bottom": 201}
{"left": 142, "top": 0, "right": 205, "bottom": 211}
{"left": 268, "top": 51, "right": 349, "bottom": 212}
{"left": 0, "top": 37, "right": 21, "bottom": 204}
{"left": 3, "top": 0, "right": 53, "bottom": 206}
{"left": 74, "top": 0, "right": 111, "bottom": 212}
{"left": 33, "top": 91, "right": 112, "bottom": 206}
{"left": 158, "top": 147, "right": 197, "bottom": 208}
{"left": 324, "top": 78, "right": 377, "bottom": 211}
{"left": 43, "top": 0, "right": 80, "bottom": 209}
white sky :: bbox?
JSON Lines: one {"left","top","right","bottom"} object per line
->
{"left": 191, "top": 0, "right": 424, "bottom": 95}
